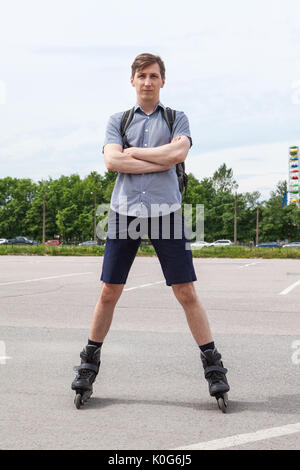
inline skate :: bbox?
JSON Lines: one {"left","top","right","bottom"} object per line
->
{"left": 200, "top": 348, "right": 230, "bottom": 413}
{"left": 71, "top": 345, "right": 101, "bottom": 409}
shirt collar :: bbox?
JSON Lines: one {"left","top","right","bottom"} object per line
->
{"left": 134, "top": 101, "right": 165, "bottom": 114}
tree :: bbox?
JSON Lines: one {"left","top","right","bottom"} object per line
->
{"left": 56, "top": 204, "right": 78, "bottom": 241}
{"left": 102, "top": 171, "right": 117, "bottom": 202}
{"left": 212, "top": 163, "right": 237, "bottom": 194}
{"left": 77, "top": 212, "right": 94, "bottom": 240}
{"left": 259, "top": 180, "right": 300, "bottom": 241}
{"left": 0, "top": 177, "right": 38, "bottom": 238}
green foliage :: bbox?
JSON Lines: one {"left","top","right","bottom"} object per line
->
{"left": 0, "top": 244, "right": 106, "bottom": 256}
{"left": 2, "top": 244, "right": 300, "bottom": 259}
{"left": 191, "top": 246, "right": 300, "bottom": 259}
{"left": 259, "top": 181, "right": 300, "bottom": 241}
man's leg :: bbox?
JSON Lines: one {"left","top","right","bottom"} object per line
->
{"left": 71, "top": 282, "right": 124, "bottom": 400}
{"left": 91, "top": 212, "right": 141, "bottom": 342}
{"left": 89, "top": 282, "right": 124, "bottom": 342}
{"left": 172, "top": 282, "right": 230, "bottom": 405}
{"left": 171, "top": 282, "right": 213, "bottom": 346}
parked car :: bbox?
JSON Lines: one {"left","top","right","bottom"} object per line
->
{"left": 282, "top": 241, "right": 300, "bottom": 248}
{"left": 190, "top": 241, "right": 211, "bottom": 249}
{"left": 209, "top": 239, "right": 233, "bottom": 247}
{"left": 256, "top": 241, "right": 279, "bottom": 248}
{"left": 45, "top": 240, "right": 60, "bottom": 246}
{"left": 7, "top": 236, "right": 34, "bottom": 245}
{"left": 78, "top": 240, "right": 98, "bottom": 246}
{"left": 0, "top": 238, "right": 8, "bottom": 244}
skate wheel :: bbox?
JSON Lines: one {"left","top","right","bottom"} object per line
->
{"left": 217, "top": 393, "right": 228, "bottom": 413}
{"left": 74, "top": 394, "right": 82, "bottom": 409}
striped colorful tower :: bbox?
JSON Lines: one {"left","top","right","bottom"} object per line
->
{"left": 288, "top": 146, "right": 299, "bottom": 207}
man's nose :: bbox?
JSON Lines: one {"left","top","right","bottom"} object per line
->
{"left": 144, "top": 77, "right": 152, "bottom": 86}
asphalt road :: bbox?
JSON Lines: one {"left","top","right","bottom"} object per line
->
{"left": 0, "top": 255, "right": 300, "bottom": 450}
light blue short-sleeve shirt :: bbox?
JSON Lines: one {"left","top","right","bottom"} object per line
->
{"left": 103, "top": 101, "right": 192, "bottom": 217}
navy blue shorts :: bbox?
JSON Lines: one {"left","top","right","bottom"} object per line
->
{"left": 100, "top": 210, "right": 197, "bottom": 286}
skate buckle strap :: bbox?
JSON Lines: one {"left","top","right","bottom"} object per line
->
{"left": 204, "top": 365, "right": 228, "bottom": 379}
{"left": 73, "top": 363, "right": 99, "bottom": 373}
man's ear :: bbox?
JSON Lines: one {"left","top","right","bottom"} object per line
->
{"left": 161, "top": 78, "right": 166, "bottom": 89}
{"left": 130, "top": 76, "right": 135, "bottom": 87}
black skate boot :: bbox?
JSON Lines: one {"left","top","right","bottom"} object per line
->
{"left": 71, "top": 345, "right": 101, "bottom": 409}
{"left": 200, "top": 348, "right": 230, "bottom": 413}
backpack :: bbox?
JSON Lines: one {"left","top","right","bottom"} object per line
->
{"left": 120, "top": 107, "right": 188, "bottom": 194}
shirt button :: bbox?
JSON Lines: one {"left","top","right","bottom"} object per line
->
{"left": 144, "top": 144, "right": 147, "bottom": 147}
{"left": 142, "top": 191, "right": 146, "bottom": 194}
{"left": 145, "top": 129, "right": 148, "bottom": 132}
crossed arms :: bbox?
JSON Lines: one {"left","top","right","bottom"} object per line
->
{"left": 104, "top": 136, "right": 190, "bottom": 174}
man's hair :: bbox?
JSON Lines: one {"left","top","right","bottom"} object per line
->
{"left": 131, "top": 53, "right": 165, "bottom": 80}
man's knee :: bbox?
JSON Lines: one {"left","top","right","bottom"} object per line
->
{"left": 100, "top": 283, "right": 124, "bottom": 305}
{"left": 172, "top": 282, "right": 198, "bottom": 306}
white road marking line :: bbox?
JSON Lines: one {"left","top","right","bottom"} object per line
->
{"left": 124, "top": 281, "right": 165, "bottom": 292}
{"left": 279, "top": 279, "right": 300, "bottom": 295}
{"left": 0, "top": 272, "right": 93, "bottom": 286}
{"left": 176, "top": 422, "right": 300, "bottom": 450}
{"left": 0, "top": 355, "right": 12, "bottom": 364}
{"left": 0, "top": 341, "right": 12, "bottom": 364}
{"left": 239, "top": 262, "right": 261, "bottom": 269}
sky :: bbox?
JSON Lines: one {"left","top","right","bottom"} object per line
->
{"left": 0, "top": 0, "right": 300, "bottom": 199}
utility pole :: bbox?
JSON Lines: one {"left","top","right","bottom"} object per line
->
{"left": 256, "top": 207, "right": 259, "bottom": 246}
{"left": 42, "top": 192, "right": 46, "bottom": 244}
{"left": 94, "top": 194, "right": 97, "bottom": 241}
{"left": 234, "top": 191, "right": 238, "bottom": 244}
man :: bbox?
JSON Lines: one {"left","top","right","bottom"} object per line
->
{"left": 71, "top": 53, "right": 230, "bottom": 411}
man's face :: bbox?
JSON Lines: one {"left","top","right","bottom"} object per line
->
{"left": 131, "top": 63, "right": 165, "bottom": 103}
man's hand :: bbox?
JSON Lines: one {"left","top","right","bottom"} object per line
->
{"left": 171, "top": 136, "right": 183, "bottom": 143}
{"left": 123, "top": 147, "right": 140, "bottom": 159}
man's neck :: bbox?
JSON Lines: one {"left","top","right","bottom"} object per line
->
{"left": 137, "top": 99, "right": 160, "bottom": 116}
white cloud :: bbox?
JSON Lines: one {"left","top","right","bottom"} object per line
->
{"left": 189, "top": 141, "right": 295, "bottom": 199}
{"left": 0, "top": 125, "right": 106, "bottom": 180}
{"left": 0, "top": 126, "right": 103, "bottom": 158}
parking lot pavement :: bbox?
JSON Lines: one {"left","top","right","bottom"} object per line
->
{"left": 0, "top": 256, "right": 300, "bottom": 450}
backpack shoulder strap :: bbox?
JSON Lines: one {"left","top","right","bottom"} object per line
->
{"left": 163, "top": 107, "right": 188, "bottom": 194}
{"left": 120, "top": 107, "right": 135, "bottom": 148}
{"left": 121, "top": 107, "right": 135, "bottom": 137}
{"left": 162, "top": 107, "right": 176, "bottom": 134}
